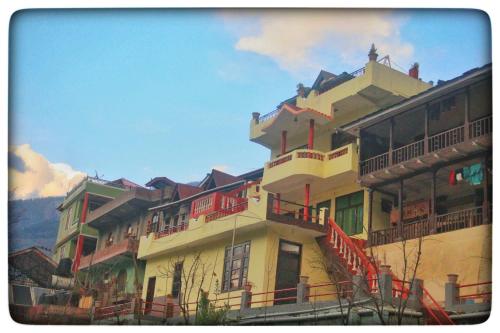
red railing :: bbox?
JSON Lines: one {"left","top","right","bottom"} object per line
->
{"left": 94, "top": 301, "right": 134, "bottom": 320}
{"left": 205, "top": 200, "right": 248, "bottom": 223}
{"left": 325, "top": 218, "right": 454, "bottom": 324}
{"left": 79, "top": 238, "right": 139, "bottom": 269}
{"left": 191, "top": 192, "right": 246, "bottom": 219}
{"left": 457, "top": 281, "right": 492, "bottom": 302}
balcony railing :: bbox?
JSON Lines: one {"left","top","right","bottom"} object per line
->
{"left": 369, "top": 206, "right": 489, "bottom": 246}
{"left": 205, "top": 200, "right": 248, "bottom": 223}
{"left": 79, "top": 237, "right": 139, "bottom": 269}
{"left": 190, "top": 192, "right": 246, "bottom": 219}
{"left": 266, "top": 194, "right": 326, "bottom": 231}
{"left": 360, "top": 115, "right": 492, "bottom": 176}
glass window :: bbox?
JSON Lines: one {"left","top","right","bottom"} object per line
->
{"left": 335, "top": 191, "right": 364, "bottom": 235}
{"left": 172, "top": 262, "right": 183, "bottom": 298}
{"left": 222, "top": 241, "right": 251, "bottom": 292}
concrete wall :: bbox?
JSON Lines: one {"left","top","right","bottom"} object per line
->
{"left": 371, "top": 224, "right": 492, "bottom": 303}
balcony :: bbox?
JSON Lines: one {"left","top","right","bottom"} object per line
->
{"left": 360, "top": 115, "right": 492, "bottom": 185}
{"left": 138, "top": 192, "right": 267, "bottom": 260}
{"left": 79, "top": 237, "right": 139, "bottom": 270}
{"left": 261, "top": 143, "right": 358, "bottom": 194}
{"left": 369, "top": 206, "right": 490, "bottom": 246}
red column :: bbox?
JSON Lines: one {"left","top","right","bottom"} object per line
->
{"left": 281, "top": 130, "right": 287, "bottom": 155}
{"left": 72, "top": 235, "right": 85, "bottom": 272}
{"left": 308, "top": 119, "right": 315, "bottom": 149}
{"left": 275, "top": 193, "right": 281, "bottom": 214}
{"left": 72, "top": 192, "right": 89, "bottom": 272}
{"left": 304, "top": 184, "right": 310, "bottom": 222}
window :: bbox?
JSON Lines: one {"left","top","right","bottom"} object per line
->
{"left": 222, "top": 241, "right": 251, "bottom": 292}
{"left": 65, "top": 206, "right": 73, "bottom": 230}
{"left": 172, "top": 262, "right": 183, "bottom": 298}
{"left": 335, "top": 191, "right": 364, "bottom": 235}
{"left": 151, "top": 213, "right": 160, "bottom": 233}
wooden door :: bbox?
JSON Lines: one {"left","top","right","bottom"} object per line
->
{"left": 274, "top": 240, "right": 302, "bottom": 305}
{"left": 144, "top": 277, "right": 156, "bottom": 314}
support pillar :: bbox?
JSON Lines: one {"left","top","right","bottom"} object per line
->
{"left": 482, "top": 154, "right": 489, "bottom": 224}
{"left": 408, "top": 278, "right": 424, "bottom": 311}
{"left": 297, "top": 276, "right": 310, "bottom": 304}
{"left": 308, "top": 119, "right": 315, "bottom": 149}
{"left": 241, "top": 287, "right": 253, "bottom": 310}
{"left": 367, "top": 188, "right": 374, "bottom": 246}
{"left": 281, "top": 130, "right": 287, "bottom": 155}
{"left": 397, "top": 179, "right": 404, "bottom": 239}
{"left": 430, "top": 169, "right": 437, "bottom": 233}
{"left": 424, "top": 103, "right": 430, "bottom": 154}
{"left": 464, "top": 87, "right": 470, "bottom": 141}
{"left": 379, "top": 265, "right": 393, "bottom": 305}
{"left": 445, "top": 274, "right": 459, "bottom": 310}
{"left": 72, "top": 192, "right": 89, "bottom": 272}
{"left": 304, "top": 184, "right": 310, "bottom": 222}
{"left": 388, "top": 118, "right": 394, "bottom": 165}
{"left": 275, "top": 193, "right": 281, "bottom": 214}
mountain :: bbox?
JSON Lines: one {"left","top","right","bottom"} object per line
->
{"left": 8, "top": 196, "right": 63, "bottom": 254}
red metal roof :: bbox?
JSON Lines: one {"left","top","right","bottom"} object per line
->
{"left": 176, "top": 183, "right": 203, "bottom": 199}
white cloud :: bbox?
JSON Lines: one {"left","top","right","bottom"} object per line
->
{"left": 9, "top": 144, "right": 86, "bottom": 199}
{"left": 221, "top": 10, "right": 414, "bottom": 75}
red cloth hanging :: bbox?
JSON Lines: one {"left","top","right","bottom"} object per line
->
{"left": 449, "top": 169, "right": 456, "bottom": 185}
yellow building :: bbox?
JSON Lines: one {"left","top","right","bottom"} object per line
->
{"left": 136, "top": 46, "right": 447, "bottom": 319}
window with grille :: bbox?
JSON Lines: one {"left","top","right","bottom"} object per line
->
{"left": 222, "top": 241, "right": 251, "bottom": 292}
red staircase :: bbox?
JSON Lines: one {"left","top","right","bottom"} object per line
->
{"left": 320, "top": 218, "right": 454, "bottom": 325}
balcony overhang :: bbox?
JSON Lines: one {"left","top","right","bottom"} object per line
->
{"left": 261, "top": 144, "right": 358, "bottom": 195}
{"left": 251, "top": 104, "right": 332, "bottom": 148}
{"left": 86, "top": 187, "right": 166, "bottom": 229}
{"left": 79, "top": 238, "right": 139, "bottom": 270}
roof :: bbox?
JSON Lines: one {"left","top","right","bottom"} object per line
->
{"left": 108, "top": 178, "right": 143, "bottom": 189}
{"left": 199, "top": 169, "right": 240, "bottom": 191}
{"left": 341, "top": 63, "right": 492, "bottom": 133}
{"left": 145, "top": 176, "right": 176, "bottom": 189}
{"left": 176, "top": 183, "right": 203, "bottom": 199}
{"left": 311, "top": 70, "right": 337, "bottom": 91}
{"left": 237, "top": 167, "right": 264, "bottom": 181}
{"left": 9, "top": 247, "right": 57, "bottom": 288}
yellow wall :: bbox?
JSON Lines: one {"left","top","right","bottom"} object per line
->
{"left": 371, "top": 224, "right": 492, "bottom": 303}
{"left": 140, "top": 223, "right": 337, "bottom": 310}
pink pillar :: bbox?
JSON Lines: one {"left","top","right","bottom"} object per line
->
{"left": 304, "top": 184, "right": 310, "bottom": 222}
{"left": 308, "top": 119, "right": 315, "bottom": 149}
{"left": 72, "top": 192, "right": 89, "bottom": 272}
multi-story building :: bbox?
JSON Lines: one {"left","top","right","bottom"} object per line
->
{"left": 342, "top": 63, "right": 492, "bottom": 305}
{"left": 76, "top": 179, "right": 175, "bottom": 307}
{"left": 53, "top": 177, "right": 141, "bottom": 272}
{"left": 136, "top": 46, "right": 439, "bottom": 319}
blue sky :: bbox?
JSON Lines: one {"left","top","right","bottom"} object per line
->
{"left": 9, "top": 9, "right": 491, "bottom": 198}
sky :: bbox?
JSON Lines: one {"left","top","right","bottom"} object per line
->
{"left": 8, "top": 9, "right": 491, "bottom": 199}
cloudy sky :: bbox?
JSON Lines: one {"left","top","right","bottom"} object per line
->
{"left": 9, "top": 9, "right": 491, "bottom": 199}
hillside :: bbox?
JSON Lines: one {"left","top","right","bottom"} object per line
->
{"left": 8, "top": 196, "right": 63, "bottom": 254}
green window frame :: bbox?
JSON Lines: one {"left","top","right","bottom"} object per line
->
{"left": 335, "top": 191, "right": 364, "bottom": 236}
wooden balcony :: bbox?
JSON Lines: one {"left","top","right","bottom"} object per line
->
{"left": 360, "top": 115, "right": 492, "bottom": 186}
{"left": 369, "top": 206, "right": 490, "bottom": 246}
{"left": 79, "top": 237, "right": 139, "bottom": 269}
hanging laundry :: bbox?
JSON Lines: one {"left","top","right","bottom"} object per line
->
{"left": 449, "top": 169, "right": 456, "bottom": 185}
{"left": 463, "top": 163, "right": 483, "bottom": 186}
